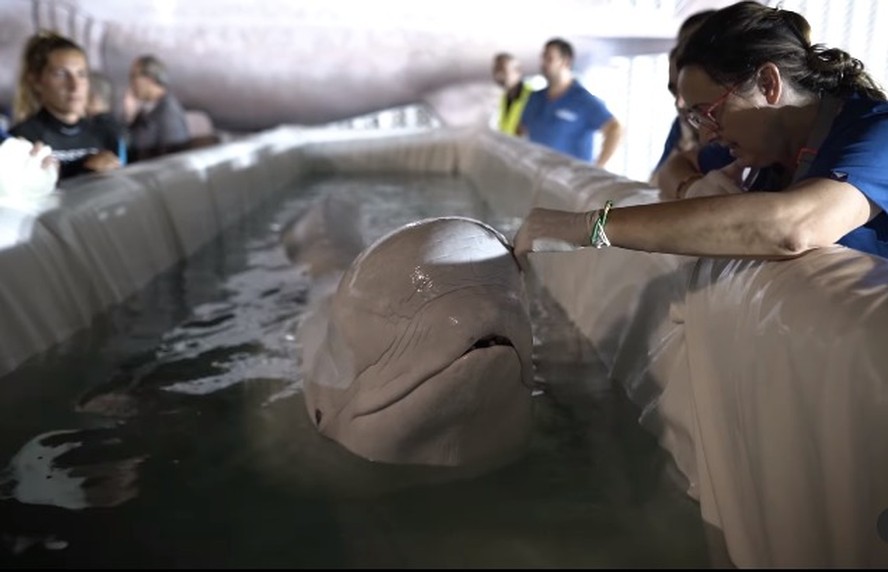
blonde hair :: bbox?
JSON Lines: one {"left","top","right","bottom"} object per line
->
{"left": 13, "top": 30, "right": 86, "bottom": 123}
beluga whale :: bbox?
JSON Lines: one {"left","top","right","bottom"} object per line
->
{"left": 284, "top": 206, "right": 535, "bottom": 472}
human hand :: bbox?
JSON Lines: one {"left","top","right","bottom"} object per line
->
{"left": 122, "top": 88, "right": 140, "bottom": 124}
{"left": 84, "top": 150, "right": 121, "bottom": 173}
{"left": 718, "top": 160, "right": 746, "bottom": 184}
{"left": 683, "top": 163, "right": 744, "bottom": 199}
{"left": 512, "top": 207, "right": 593, "bottom": 269}
{"left": 29, "top": 141, "right": 59, "bottom": 172}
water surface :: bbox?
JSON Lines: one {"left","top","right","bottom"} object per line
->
{"left": 0, "top": 173, "right": 717, "bottom": 568}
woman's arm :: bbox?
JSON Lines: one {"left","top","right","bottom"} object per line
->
{"left": 513, "top": 177, "right": 876, "bottom": 261}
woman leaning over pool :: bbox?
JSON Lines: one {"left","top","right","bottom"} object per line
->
{"left": 513, "top": 0, "right": 888, "bottom": 261}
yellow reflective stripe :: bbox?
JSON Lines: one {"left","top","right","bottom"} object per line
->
{"left": 498, "top": 83, "right": 533, "bottom": 135}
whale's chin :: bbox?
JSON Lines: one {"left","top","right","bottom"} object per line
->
{"left": 337, "top": 346, "right": 533, "bottom": 469}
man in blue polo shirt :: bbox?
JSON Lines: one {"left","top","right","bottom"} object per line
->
{"left": 520, "top": 37, "right": 623, "bottom": 168}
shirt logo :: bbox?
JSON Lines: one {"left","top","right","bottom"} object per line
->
{"left": 53, "top": 147, "right": 100, "bottom": 163}
{"left": 555, "top": 109, "right": 578, "bottom": 122}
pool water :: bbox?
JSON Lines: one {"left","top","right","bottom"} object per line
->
{"left": 0, "top": 173, "right": 722, "bottom": 567}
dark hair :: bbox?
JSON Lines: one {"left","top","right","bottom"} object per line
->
{"left": 14, "top": 30, "right": 86, "bottom": 121}
{"left": 671, "top": 9, "right": 717, "bottom": 61}
{"left": 678, "top": 1, "right": 885, "bottom": 101}
{"left": 677, "top": 9, "right": 717, "bottom": 44}
{"left": 134, "top": 54, "right": 169, "bottom": 87}
{"left": 544, "top": 38, "right": 574, "bottom": 65}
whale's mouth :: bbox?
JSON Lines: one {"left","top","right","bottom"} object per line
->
{"left": 348, "top": 333, "right": 525, "bottom": 420}
{"left": 462, "top": 335, "right": 515, "bottom": 356}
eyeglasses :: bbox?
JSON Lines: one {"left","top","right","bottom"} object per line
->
{"left": 684, "top": 84, "right": 738, "bottom": 131}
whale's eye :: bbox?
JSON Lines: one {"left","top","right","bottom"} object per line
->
{"left": 463, "top": 335, "right": 514, "bottom": 356}
{"left": 315, "top": 409, "right": 323, "bottom": 425}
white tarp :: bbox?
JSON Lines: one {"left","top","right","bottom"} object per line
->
{"left": 0, "top": 126, "right": 885, "bottom": 567}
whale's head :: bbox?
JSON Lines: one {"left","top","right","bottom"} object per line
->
{"left": 299, "top": 216, "right": 534, "bottom": 470}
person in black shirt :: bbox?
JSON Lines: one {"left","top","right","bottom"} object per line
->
{"left": 127, "top": 55, "right": 191, "bottom": 162}
{"left": 10, "top": 31, "right": 121, "bottom": 180}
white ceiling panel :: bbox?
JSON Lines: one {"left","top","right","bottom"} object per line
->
{"left": 1, "top": 0, "right": 733, "bottom": 130}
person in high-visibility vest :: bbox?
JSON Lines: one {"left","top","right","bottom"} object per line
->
{"left": 492, "top": 53, "right": 532, "bottom": 136}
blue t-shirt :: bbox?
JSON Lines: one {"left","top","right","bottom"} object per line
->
{"left": 803, "top": 97, "right": 888, "bottom": 258}
{"left": 655, "top": 117, "right": 681, "bottom": 171}
{"left": 697, "top": 142, "right": 734, "bottom": 173}
{"left": 520, "top": 80, "right": 613, "bottom": 162}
